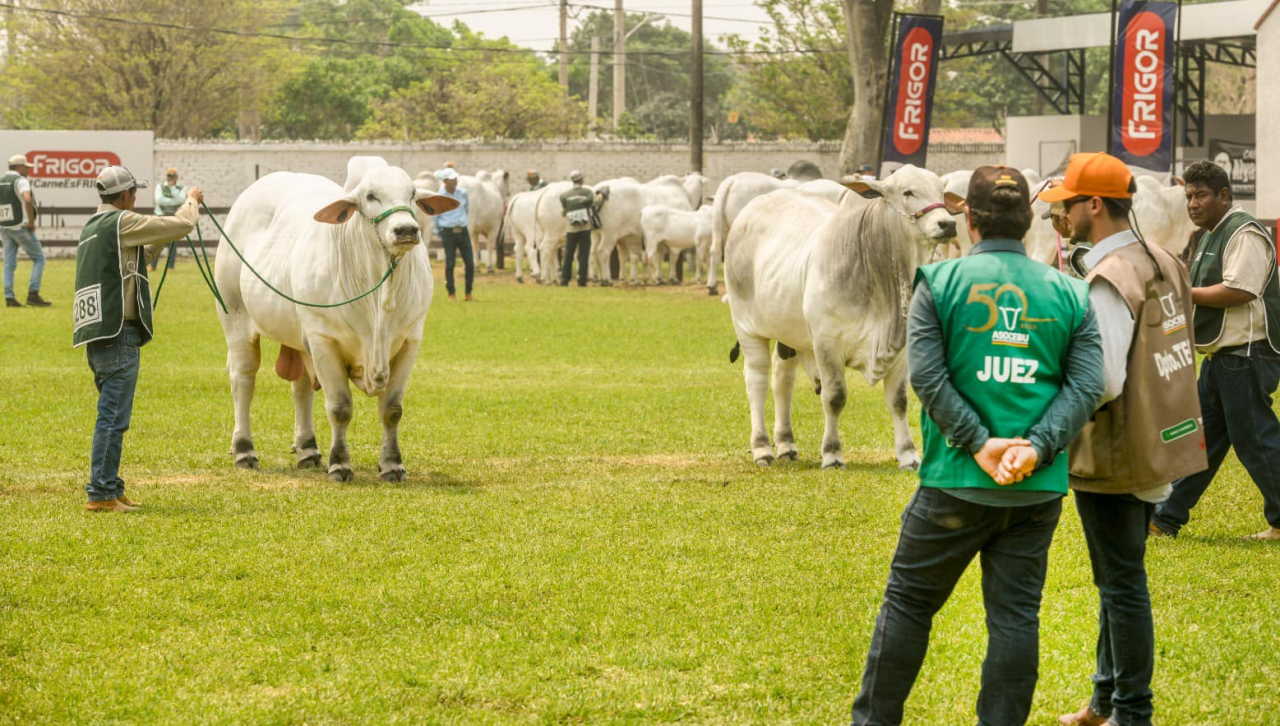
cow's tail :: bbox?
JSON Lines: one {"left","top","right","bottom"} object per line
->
{"left": 707, "top": 178, "right": 731, "bottom": 295}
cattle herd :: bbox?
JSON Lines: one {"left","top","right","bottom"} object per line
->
{"left": 212, "top": 155, "right": 1198, "bottom": 481}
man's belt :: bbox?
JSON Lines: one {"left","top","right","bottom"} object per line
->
{"left": 1210, "top": 341, "right": 1270, "bottom": 358}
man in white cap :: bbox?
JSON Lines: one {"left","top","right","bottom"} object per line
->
{"left": 150, "top": 166, "right": 187, "bottom": 270}
{"left": 0, "top": 154, "right": 51, "bottom": 307}
{"left": 73, "top": 165, "right": 203, "bottom": 512}
{"left": 432, "top": 167, "right": 473, "bottom": 301}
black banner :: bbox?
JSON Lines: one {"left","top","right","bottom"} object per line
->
{"left": 1208, "top": 139, "right": 1255, "bottom": 200}
{"left": 1108, "top": 1, "right": 1178, "bottom": 173}
{"left": 879, "top": 13, "right": 944, "bottom": 176}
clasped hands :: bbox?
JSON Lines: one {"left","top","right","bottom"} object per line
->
{"left": 974, "top": 437, "right": 1039, "bottom": 486}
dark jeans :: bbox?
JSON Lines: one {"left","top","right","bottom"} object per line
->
{"left": 852, "top": 486, "right": 1063, "bottom": 726}
{"left": 85, "top": 326, "right": 142, "bottom": 502}
{"left": 1075, "top": 491, "right": 1155, "bottom": 726}
{"left": 561, "top": 229, "right": 591, "bottom": 286}
{"left": 439, "top": 227, "right": 474, "bottom": 295}
{"left": 1153, "top": 353, "right": 1280, "bottom": 535}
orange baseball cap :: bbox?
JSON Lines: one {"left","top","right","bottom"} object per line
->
{"left": 1038, "top": 152, "right": 1134, "bottom": 202}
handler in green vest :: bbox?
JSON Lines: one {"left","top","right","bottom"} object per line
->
{"left": 1152, "top": 160, "right": 1280, "bottom": 541}
{"left": 851, "top": 167, "right": 1104, "bottom": 726}
{"left": 73, "top": 165, "right": 203, "bottom": 513}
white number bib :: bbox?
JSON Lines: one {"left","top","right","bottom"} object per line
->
{"left": 73, "top": 284, "right": 103, "bottom": 331}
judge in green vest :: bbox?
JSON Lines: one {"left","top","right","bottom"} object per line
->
{"left": 0, "top": 154, "right": 51, "bottom": 307}
{"left": 851, "top": 167, "right": 1104, "bottom": 726}
{"left": 1151, "top": 160, "right": 1280, "bottom": 541}
{"left": 73, "top": 165, "right": 203, "bottom": 513}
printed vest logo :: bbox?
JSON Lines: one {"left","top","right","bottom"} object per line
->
{"left": 1159, "top": 291, "right": 1187, "bottom": 334}
{"left": 1120, "top": 12, "right": 1166, "bottom": 157}
{"left": 964, "top": 282, "right": 1055, "bottom": 347}
{"left": 1154, "top": 340, "right": 1194, "bottom": 380}
{"left": 994, "top": 306, "right": 1030, "bottom": 347}
{"left": 26, "top": 151, "right": 121, "bottom": 179}
{"left": 892, "top": 27, "right": 933, "bottom": 156}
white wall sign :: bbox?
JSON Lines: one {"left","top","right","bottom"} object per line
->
{"left": 0, "top": 130, "right": 154, "bottom": 209}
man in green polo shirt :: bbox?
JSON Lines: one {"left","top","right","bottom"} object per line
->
{"left": 74, "top": 165, "right": 202, "bottom": 513}
{"left": 851, "top": 167, "right": 1104, "bottom": 726}
{"left": 1152, "top": 160, "right": 1280, "bottom": 541}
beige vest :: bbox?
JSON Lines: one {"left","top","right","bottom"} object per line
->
{"left": 1069, "top": 242, "right": 1208, "bottom": 493}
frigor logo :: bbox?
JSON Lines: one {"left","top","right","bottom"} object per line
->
{"left": 26, "top": 151, "right": 121, "bottom": 179}
{"left": 892, "top": 27, "right": 934, "bottom": 156}
{"left": 1120, "top": 11, "right": 1167, "bottom": 156}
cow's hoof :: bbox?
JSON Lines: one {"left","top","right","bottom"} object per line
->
{"left": 297, "top": 453, "right": 323, "bottom": 470}
{"left": 516, "top": 276, "right": 524, "bottom": 284}
{"left": 822, "top": 459, "right": 845, "bottom": 470}
{"left": 327, "top": 466, "right": 354, "bottom": 482}
{"left": 380, "top": 467, "right": 407, "bottom": 482}
{"left": 898, "top": 455, "right": 922, "bottom": 471}
{"left": 754, "top": 455, "right": 774, "bottom": 467}
{"left": 600, "top": 280, "right": 612, "bottom": 288}
{"left": 707, "top": 287, "right": 718, "bottom": 297}
{"left": 234, "top": 455, "right": 259, "bottom": 470}
{"left": 776, "top": 449, "right": 799, "bottom": 462}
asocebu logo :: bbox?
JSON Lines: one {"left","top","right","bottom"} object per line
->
{"left": 1120, "top": 11, "right": 1167, "bottom": 156}
{"left": 26, "top": 151, "right": 121, "bottom": 179}
{"left": 892, "top": 27, "right": 934, "bottom": 156}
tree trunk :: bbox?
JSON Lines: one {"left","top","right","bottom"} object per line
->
{"left": 917, "top": 0, "right": 941, "bottom": 14}
{"left": 838, "top": 0, "right": 895, "bottom": 177}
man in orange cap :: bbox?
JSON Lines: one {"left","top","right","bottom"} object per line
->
{"left": 1036, "top": 153, "right": 1206, "bottom": 726}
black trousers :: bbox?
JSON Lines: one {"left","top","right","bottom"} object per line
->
{"left": 439, "top": 227, "right": 474, "bottom": 296}
{"left": 561, "top": 229, "right": 591, "bottom": 287}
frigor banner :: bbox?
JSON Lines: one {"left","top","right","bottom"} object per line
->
{"left": 879, "top": 13, "right": 944, "bottom": 177}
{"left": 1108, "top": 1, "right": 1178, "bottom": 172}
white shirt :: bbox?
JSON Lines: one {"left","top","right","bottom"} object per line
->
{"left": 10, "top": 175, "right": 31, "bottom": 225}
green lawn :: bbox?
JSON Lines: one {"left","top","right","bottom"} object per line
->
{"left": 1, "top": 260, "right": 1275, "bottom": 724}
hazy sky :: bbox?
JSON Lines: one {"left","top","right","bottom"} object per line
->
{"left": 411, "top": 0, "right": 773, "bottom": 51}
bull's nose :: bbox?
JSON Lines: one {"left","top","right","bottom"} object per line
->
{"left": 393, "top": 224, "right": 419, "bottom": 238}
{"left": 937, "top": 219, "right": 957, "bottom": 238}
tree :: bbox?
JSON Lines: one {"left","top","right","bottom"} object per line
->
{"left": 838, "top": 0, "right": 894, "bottom": 176}
{"left": 357, "top": 28, "right": 590, "bottom": 140}
{"left": 0, "top": 0, "right": 296, "bottom": 138}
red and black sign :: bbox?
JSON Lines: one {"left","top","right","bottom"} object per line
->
{"left": 1108, "top": 1, "right": 1178, "bottom": 172}
{"left": 880, "top": 13, "right": 944, "bottom": 175}
{"left": 25, "top": 151, "right": 122, "bottom": 179}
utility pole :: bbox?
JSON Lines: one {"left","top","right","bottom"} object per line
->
{"left": 559, "top": 0, "right": 569, "bottom": 92}
{"left": 613, "top": 0, "right": 625, "bottom": 130}
{"left": 589, "top": 36, "right": 600, "bottom": 133}
{"left": 690, "top": 0, "right": 703, "bottom": 173}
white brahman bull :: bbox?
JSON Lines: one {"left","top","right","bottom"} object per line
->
{"left": 640, "top": 205, "right": 713, "bottom": 284}
{"left": 215, "top": 156, "right": 457, "bottom": 481}
{"left": 415, "top": 169, "right": 509, "bottom": 272}
{"left": 590, "top": 174, "right": 707, "bottom": 285}
{"left": 725, "top": 164, "right": 962, "bottom": 469}
{"left": 531, "top": 180, "right": 576, "bottom": 284}
{"left": 505, "top": 189, "right": 545, "bottom": 283}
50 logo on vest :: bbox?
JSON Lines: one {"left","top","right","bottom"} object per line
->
{"left": 26, "top": 151, "right": 121, "bottom": 179}
{"left": 964, "top": 282, "right": 1058, "bottom": 348}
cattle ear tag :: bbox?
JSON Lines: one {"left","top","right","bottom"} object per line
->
{"left": 944, "top": 192, "right": 967, "bottom": 215}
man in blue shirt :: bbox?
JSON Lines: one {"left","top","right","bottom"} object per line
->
{"left": 433, "top": 168, "right": 473, "bottom": 301}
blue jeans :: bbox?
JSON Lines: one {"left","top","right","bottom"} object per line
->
{"left": 1, "top": 226, "right": 45, "bottom": 298}
{"left": 852, "top": 486, "right": 1063, "bottom": 726}
{"left": 1153, "top": 353, "right": 1280, "bottom": 535}
{"left": 1075, "top": 491, "right": 1155, "bottom": 726}
{"left": 85, "top": 326, "right": 142, "bottom": 502}
{"left": 439, "top": 227, "right": 474, "bottom": 296}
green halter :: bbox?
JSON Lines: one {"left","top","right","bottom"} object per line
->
{"left": 370, "top": 205, "right": 415, "bottom": 226}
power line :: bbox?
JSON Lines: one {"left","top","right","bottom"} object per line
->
{"left": 1, "top": 2, "right": 834, "bottom": 57}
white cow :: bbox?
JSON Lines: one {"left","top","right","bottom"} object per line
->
{"left": 640, "top": 205, "right": 713, "bottom": 284}
{"left": 505, "top": 189, "right": 545, "bottom": 283}
{"left": 215, "top": 156, "right": 457, "bottom": 481}
{"left": 705, "top": 172, "right": 796, "bottom": 294}
{"left": 725, "top": 165, "right": 963, "bottom": 469}
{"left": 1132, "top": 176, "right": 1197, "bottom": 258}
{"left": 532, "top": 181, "right": 576, "bottom": 284}
{"left": 590, "top": 174, "right": 707, "bottom": 285}
{"left": 415, "top": 169, "right": 509, "bottom": 272}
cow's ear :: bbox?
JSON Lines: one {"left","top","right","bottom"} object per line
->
{"left": 415, "top": 190, "right": 461, "bottom": 216}
{"left": 314, "top": 198, "right": 358, "bottom": 225}
{"left": 944, "top": 192, "right": 967, "bottom": 215}
{"left": 1173, "top": 176, "right": 1186, "bottom": 187}
{"left": 841, "top": 178, "right": 883, "bottom": 199}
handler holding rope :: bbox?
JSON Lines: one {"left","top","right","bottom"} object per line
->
{"left": 73, "top": 165, "right": 203, "bottom": 513}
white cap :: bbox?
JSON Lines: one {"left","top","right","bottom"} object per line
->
{"left": 8, "top": 154, "right": 29, "bottom": 167}
{"left": 439, "top": 168, "right": 459, "bottom": 181}
{"left": 95, "top": 166, "right": 148, "bottom": 195}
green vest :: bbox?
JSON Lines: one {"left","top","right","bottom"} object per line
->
{"left": 73, "top": 210, "right": 154, "bottom": 348}
{"left": 1188, "top": 209, "right": 1280, "bottom": 353}
{"left": 917, "top": 245, "right": 1090, "bottom": 494}
{"left": 560, "top": 186, "right": 594, "bottom": 212}
{"left": 0, "top": 171, "right": 25, "bottom": 227}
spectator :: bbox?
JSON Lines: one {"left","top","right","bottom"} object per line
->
{"left": 73, "top": 165, "right": 203, "bottom": 512}
{"left": 558, "top": 170, "right": 600, "bottom": 287}
{"left": 1151, "top": 160, "right": 1280, "bottom": 541}
{"left": 527, "top": 170, "right": 548, "bottom": 191}
{"left": 434, "top": 168, "right": 473, "bottom": 301}
{"left": 858, "top": 163, "right": 877, "bottom": 181}
{"left": 0, "top": 154, "right": 51, "bottom": 307}
{"left": 850, "top": 166, "right": 1104, "bottom": 726}
{"left": 1038, "top": 153, "right": 1206, "bottom": 726}
{"left": 150, "top": 166, "right": 186, "bottom": 271}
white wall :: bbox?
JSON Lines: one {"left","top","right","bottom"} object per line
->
{"left": 1258, "top": 12, "right": 1280, "bottom": 220}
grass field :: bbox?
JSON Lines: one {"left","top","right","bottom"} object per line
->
{"left": 1, "top": 259, "right": 1276, "bottom": 724}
